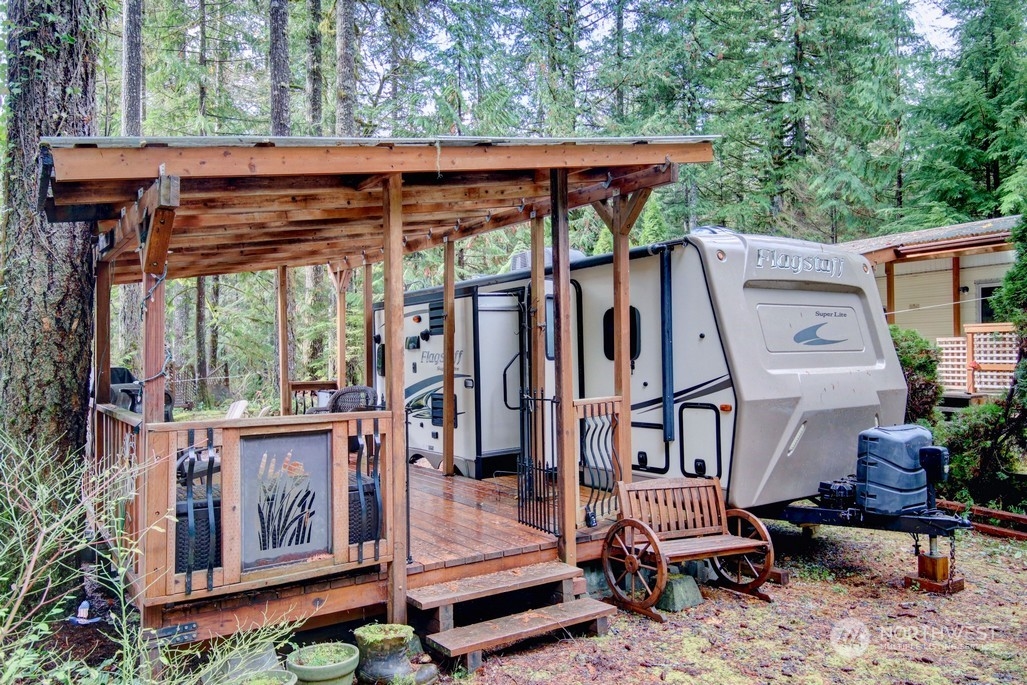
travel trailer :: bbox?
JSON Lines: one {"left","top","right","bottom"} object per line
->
{"left": 375, "top": 228, "right": 917, "bottom": 511}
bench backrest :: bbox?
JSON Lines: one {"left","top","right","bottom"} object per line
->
{"left": 616, "top": 477, "right": 728, "bottom": 539}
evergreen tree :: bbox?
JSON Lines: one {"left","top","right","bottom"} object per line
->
{"left": 896, "top": 0, "right": 1027, "bottom": 229}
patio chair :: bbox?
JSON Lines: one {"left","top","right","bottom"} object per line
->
{"left": 328, "top": 385, "right": 378, "bottom": 413}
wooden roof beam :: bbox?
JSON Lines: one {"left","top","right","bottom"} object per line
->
{"left": 48, "top": 140, "right": 714, "bottom": 182}
{"left": 139, "top": 173, "right": 180, "bottom": 274}
{"left": 402, "top": 162, "right": 676, "bottom": 256}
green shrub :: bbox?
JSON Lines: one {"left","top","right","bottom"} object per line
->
{"left": 932, "top": 401, "right": 1027, "bottom": 508}
{"left": 889, "top": 325, "right": 942, "bottom": 424}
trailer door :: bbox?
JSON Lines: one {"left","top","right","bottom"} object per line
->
{"left": 475, "top": 293, "right": 522, "bottom": 455}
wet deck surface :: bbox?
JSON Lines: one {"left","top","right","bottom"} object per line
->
{"left": 406, "top": 467, "right": 617, "bottom": 575}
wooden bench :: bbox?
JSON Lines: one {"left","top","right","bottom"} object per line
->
{"left": 602, "top": 477, "right": 774, "bottom": 620}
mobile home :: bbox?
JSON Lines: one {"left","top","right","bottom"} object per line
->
{"left": 376, "top": 229, "right": 909, "bottom": 510}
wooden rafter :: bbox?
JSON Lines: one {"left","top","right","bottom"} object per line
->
{"left": 42, "top": 137, "right": 712, "bottom": 285}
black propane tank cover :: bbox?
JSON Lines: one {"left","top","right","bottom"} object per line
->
{"left": 919, "top": 446, "right": 950, "bottom": 483}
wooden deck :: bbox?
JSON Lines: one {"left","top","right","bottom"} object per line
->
{"left": 407, "top": 467, "right": 616, "bottom": 584}
{"left": 159, "top": 462, "right": 615, "bottom": 637}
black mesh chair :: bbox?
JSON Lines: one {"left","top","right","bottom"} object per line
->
{"left": 327, "top": 385, "right": 377, "bottom": 413}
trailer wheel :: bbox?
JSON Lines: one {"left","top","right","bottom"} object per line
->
{"left": 711, "top": 509, "right": 774, "bottom": 593}
{"left": 602, "top": 518, "right": 667, "bottom": 610}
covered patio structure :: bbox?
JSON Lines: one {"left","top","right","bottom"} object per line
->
{"left": 40, "top": 136, "right": 714, "bottom": 642}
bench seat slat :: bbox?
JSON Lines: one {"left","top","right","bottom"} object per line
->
{"left": 632, "top": 534, "right": 767, "bottom": 562}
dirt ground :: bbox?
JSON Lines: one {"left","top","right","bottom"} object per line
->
{"left": 48, "top": 524, "right": 1025, "bottom": 684}
{"left": 439, "top": 524, "right": 1026, "bottom": 685}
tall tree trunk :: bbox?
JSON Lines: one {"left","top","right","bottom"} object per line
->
{"left": 195, "top": 277, "right": 209, "bottom": 406}
{"left": 198, "top": 0, "right": 208, "bottom": 135}
{"left": 305, "top": 266, "right": 328, "bottom": 379}
{"left": 119, "top": 0, "right": 144, "bottom": 372}
{"left": 0, "top": 0, "right": 98, "bottom": 456}
{"left": 307, "top": 0, "right": 323, "bottom": 136}
{"left": 269, "top": 0, "right": 291, "bottom": 136}
{"left": 210, "top": 274, "right": 222, "bottom": 393}
{"left": 335, "top": 0, "right": 356, "bottom": 136}
{"left": 122, "top": 0, "right": 143, "bottom": 136}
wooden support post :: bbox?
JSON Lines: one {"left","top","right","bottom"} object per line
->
{"left": 530, "top": 216, "right": 547, "bottom": 474}
{"left": 95, "top": 261, "right": 112, "bottom": 407}
{"left": 94, "top": 261, "right": 112, "bottom": 464}
{"left": 443, "top": 237, "right": 456, "bottom": 477}
{"left": 952, "top": 257, "right": 961, "bottom": 336}
{"left": 277, "top": 266, "right": 291, "bottom": 415}
{"left": 885, "top": 261, "right": 895, "bottom": 325}
{"left": 364, "top": 263, "right": 375, "bottom": 387}
{"left": 336, "top": 268, "right": 351, "bottom": 388}
{"left": 141, "top": 272, "right": 167, "bottom": 425}
{"left": 383, "top": 174, "right": 408, "bottom": 624}
{"left": 612, "top": 211, "right": 633, "bottom": 484}
{"left": 551, "top": 168, "right": 577, "bottom": 565}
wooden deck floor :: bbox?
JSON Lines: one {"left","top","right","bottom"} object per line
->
{"left": 406, "top": 466, "right": 617, "bottom": 581}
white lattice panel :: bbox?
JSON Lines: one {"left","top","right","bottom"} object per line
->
{"left": 975, "top": 371, "right": 1015, "bottom": 394}
{"left": 936, "top": 337, "right": 967, "bottom": 392}
{"left": 969, "top": 331, "right": 1018, "bottom": 365}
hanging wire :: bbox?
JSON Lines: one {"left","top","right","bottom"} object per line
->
{"left": 139, "top": 347, "right": 174, "bottom": 384}
{"left": 886, "top": 295, "right": 988, "bottom": 317}
{"left": 139, "top": 263, "right": 169, "bottom": 320}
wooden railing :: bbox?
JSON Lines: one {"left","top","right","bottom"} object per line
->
{"left": 574, "top": 396, "right": 622, "bottom": 528}
{"left": 938, "top": 323, "right": 1019, "bottom": 394}
{"left": 91, "top": 404, "right": 143, "bottom": 547}
{"left": 93, "top": 411, "right": 393, "bottom": 608}
{"left": 289, "top": 380, "right": 339, "bottom": 414}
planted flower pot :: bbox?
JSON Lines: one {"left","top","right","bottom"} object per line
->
{"left": 233, "top": 670, "right": 298, "bottom": 685}
{"left": 286, "top": 642, "right": 360, "bottom": 685}
{"left": 354, "top": 624, "right": 438, "bottom": 685}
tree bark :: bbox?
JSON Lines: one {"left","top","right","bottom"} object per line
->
{"left": 118, "top": 0, "right": 143, "bottom": 372}
{"left": 307, "top": 0, "right": 323, "bottom": 136}
{"left": 195, "top": 276, "right": 209, "bottom": 406}
{"left": 210, "top": 274, "right": 222, "bottom": 393}
{"left": 0, "top": 0, "right": 98, "bottom": 457}
{"left": 121, "top": 0, "right": 143, "bottom": 136}
{"left": 335, "top": 0, "right": 356, "bottom": 136}
{"left": 269, "top": 0, "right": 291, "bottom": 136}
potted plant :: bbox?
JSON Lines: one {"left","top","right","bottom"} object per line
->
{"left": 286, "top": 641, "right": 360, "bottom": 685}
{"left": 353, "top": 624, "right": 438, "bottom": 685}
{"left": 233, "top": 671, "right": 298, "bottom": 685}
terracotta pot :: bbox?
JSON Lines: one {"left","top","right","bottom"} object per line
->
{"left": 286, "top": 642, "right": 360, "bottom": 685}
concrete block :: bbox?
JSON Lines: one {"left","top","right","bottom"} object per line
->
{"left": 581, "top": 563, "right": 612, "bottom": 599}
{"left": 681, "top": 559, "right": 715, "bottom": 584}
{"left": 656, "top": 574, "right": 703, "bottom": 612}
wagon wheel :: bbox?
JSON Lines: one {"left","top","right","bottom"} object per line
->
{"left": 711, "top": 509, "right": 774, "bottom": 593}
{"left": 602, "top": 518, "right": 668, "bottom": 610}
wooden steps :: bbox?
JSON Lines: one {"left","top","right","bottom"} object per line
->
{"left": 426, "top": 598, "right": 615, "bottom": 671}
{"left": 410, "top": 561, "right": 614, "bottom": 672}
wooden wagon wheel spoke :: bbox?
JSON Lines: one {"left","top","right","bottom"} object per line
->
{"left": 602, "top": 518, "right": 668, "bottom": 611}
{"left": 711, "top": 509, "right": 775, "bottom": 594}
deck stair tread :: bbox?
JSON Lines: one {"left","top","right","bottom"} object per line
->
{"left": 407, "top": 561, "right": 581, "bottom": 610}
{"left": 425, "top": 598, "right": 615, "bottom": 657}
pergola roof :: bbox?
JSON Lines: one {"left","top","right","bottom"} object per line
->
{"left": 837, "top": 215, "right": 1020, "bottom": 265}
{"left": 39, "top": 136, "right": 715, "bottom": 284}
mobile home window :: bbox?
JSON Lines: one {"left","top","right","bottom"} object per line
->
{"left": 603, "top": 307, "right": 641, "bottom": 361}
{"left": 979, "top": 284, "right": 1001, "bottom": 323}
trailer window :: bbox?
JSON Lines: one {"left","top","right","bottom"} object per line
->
{"left": 428, "top": 300, "right": 445, "bottom": 335}
{"left": 602, "top": 307, "right": 641, "bottom": 361}
{"left": 375, "top": 344, "right": 385, "bottom": 377}
{"left": 430, "top": 392, "right": 457, "bottom": 428}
